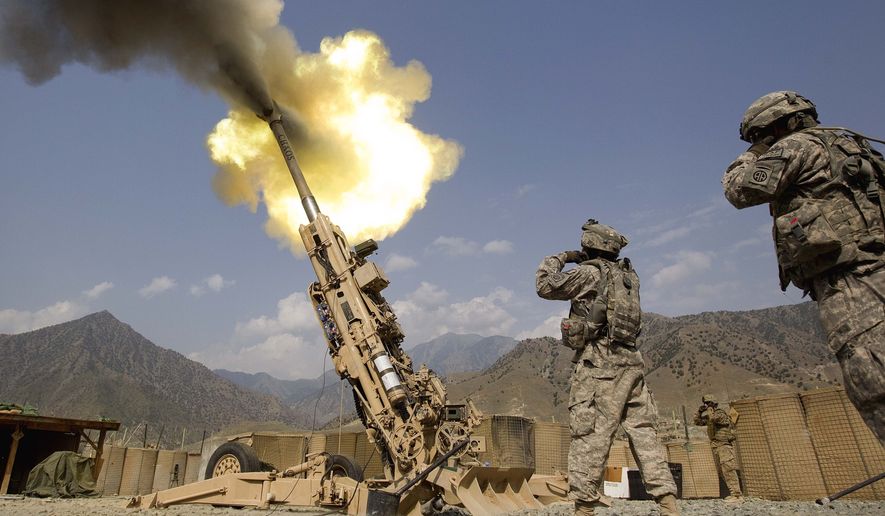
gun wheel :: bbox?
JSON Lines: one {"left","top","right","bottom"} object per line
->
{"left": 435, "top": 422, "right": 469, "bottom": 459}
{"left": 392, "top": 423, "right": 424, "bottom": 467}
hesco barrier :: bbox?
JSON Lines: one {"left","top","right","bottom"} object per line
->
{"left": 606, "top": 439, "right": 638, "bottom": 468}
{"left": 184, "top": 452, "right": 200, "bottom": 484}
{"left": 474, "top": 415, "right": 535, "bottom": 469}
{"left": 732, "top": 388, "right": 885, "bottom": 501}
{"left": 95, "top": 445, "right": 126, "bottom": 495}
{"left": 665, "top": 441, "right": 719, "bottom": 498}
{"left": 800, "top": 388, "right": 885, "bottom": 500}
{"left": 152, "top": 450, "right": 188, "bottom": 491}
{"left": 251, "top": 433, "right": 306, "bottom": 473}
{"left": 118, "top": 447, "right": 157, "bottom": 496}
{"left": 533, "top": 422, "right": 569, "bottom": 475}
{"left": 95, "top": 447, "right": 200, "bottom": 495}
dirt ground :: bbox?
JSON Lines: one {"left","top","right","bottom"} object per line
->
{"left": 2, "top": 496, "right": 885, "bottom": 515}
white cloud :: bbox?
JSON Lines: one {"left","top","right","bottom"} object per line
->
{"left": 393, "top": 284, "right": 518, "bottom": 344}
{"left": 0, "top": 301, "right": 89, "bottom": 334}
{"left": 430, "top": 236, "right": 480, "bottom": 256}
{"left": 482, "top": 240, "right": 514, "bottom": 255}
{"left": 651, "top": 251, "right": 713, "bottom": 288}
{"left": 82, "top": 281, "right": 114, "bottom": 300}
{"left": 191, "top": 273, "right": 235, "bottom": 297}
{"left": 729, "top": 238, "right": 763, "bottom": 252}
{"left": 189, "top": 291, "right": 326, "bottom": 380}
{"left": 646, "top": 227, "right": 693, "bottom": 247}
{"left": 206, "top": 274, "right": 234, "bottom": 292}
{"left": 515, "top": 184, "right": 536, "bottom": 199}
{"left": 190, "top": 333, "right": 324, "bottom": 380}
{"left": 385, "top": 253, "right": 418, "bottom": 273}
{"left": 430, "top": 236, "right": 514, "bottom": 257}
{"left": 516, "top": 311, "right": 567, "bottom": 340}
{"left": 139, "top": 276, "right": 177, "bottom": 299}
{"left": 234, "top": 292, "right": 318, "bottom": 340}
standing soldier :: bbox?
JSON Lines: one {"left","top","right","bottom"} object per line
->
{"left": 722, "top": 91, "right": 884, "bottom": 443}
{"left": 694, "top": 395, "right": 742, "bottom": 501}
{"left": 536, "top": 219, "right": 679, "bottom": 516}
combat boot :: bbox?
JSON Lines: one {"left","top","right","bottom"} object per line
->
{"left": 656, "top": 493, "right": 680, "bottom": 515}
{"left": 574, "top": 499, "right": 595, "bottom": 516}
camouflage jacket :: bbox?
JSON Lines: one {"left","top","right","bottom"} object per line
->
{"left": 723, "top": 129, "right": 884, "bottom": 290}
{"left": 694, "top": 406, "right": 735, "bottom": 443}
{"left": 536, "top": 253, "right": 644, "bottom": 371}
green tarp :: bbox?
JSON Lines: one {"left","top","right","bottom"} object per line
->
{"left": 23, "top": 451, "right": 99, "bottom": 498}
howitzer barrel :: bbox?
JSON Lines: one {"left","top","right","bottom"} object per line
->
{"left": 261, "top": 107, "right": 320, "bottom": 222}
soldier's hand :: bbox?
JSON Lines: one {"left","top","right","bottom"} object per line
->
{"left": 561, "top": 250, "right": 588, "bottom": 263}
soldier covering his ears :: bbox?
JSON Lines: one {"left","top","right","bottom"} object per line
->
{"left": 536, "top": 220, "right": 679, "bottom": 516}
{"left": 722, "top": 91, "right": 885, "bottom": 444}
{"left": 694, "top": 394, "right": 742, "bottom": 501}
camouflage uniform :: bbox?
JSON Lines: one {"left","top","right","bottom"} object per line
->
{"left": 694, "top": 405, "right": 741, "bottom": 497}
{"left": 723, "top": 130, "right": 885, "bottom": 443}
{"left": 537, "top": 253, "right": 677, "bottom": 505}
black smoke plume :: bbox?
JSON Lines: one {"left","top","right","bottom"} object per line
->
{"left": 0, "top": 0, "right": 279, "bottom": 114}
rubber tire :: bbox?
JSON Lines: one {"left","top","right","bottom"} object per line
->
{"left": 205, "top": 441, "right": 261, "bottom": 479}
{"left": 324, "top": 454, "right": 364, "bottom": 482}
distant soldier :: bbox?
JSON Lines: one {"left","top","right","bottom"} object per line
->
{"left": 722, "top": 91, "right": 884, "bottom": 444}
{"left": 694, "top": 394, "right": 742, "bottom": 501}
{"left": 536, "top": 219, "right": 679, "bottom": 516}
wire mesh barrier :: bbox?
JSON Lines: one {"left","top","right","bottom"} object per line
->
{"left": 606, "top": 439, "right": 638, "bottom": 468}
{"left": 733, "top": 388, "right": 885, "bottom": 501}
{"left": 95, "top": 445, "right": 126, "bottom": 495}
{"left": 92, "top": 393, "right": 883, "bottom": 501}
{"left": 474, "top": 415, "right": 536, "bottom": 469}
{"left": 533, "top": 421, "right": 569, "bottom": 475}
{"left": 800, "top": 388, "right": 885, "bottom": 499}
{"left": 666, "top": 440, "right": 720, "bottom": 498}
{"left": 731, "top": 397, "right": 782, "bottom": 499}
{"left": 251, "top": 433, "right": 306, "bottom": 473}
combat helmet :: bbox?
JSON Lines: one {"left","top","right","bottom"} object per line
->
{"left": 702, "top": 394, "right": 717, "bottom": 404}
{"left": 740, "top": 91, "right": 817, "bottom": 142}
{"left": 581, "top": 219, "right": 628, "bottom": 256}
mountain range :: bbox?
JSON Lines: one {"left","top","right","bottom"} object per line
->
{"left": 0, "top": 302, "right": 838, "bottom": 439}
{"left": 0, "top": 311, "right": 303, "bottom": 444}
{"left": 446, "top": 301, "right": 840, "bottom": 422}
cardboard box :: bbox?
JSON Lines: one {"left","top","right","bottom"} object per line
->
{"left": 603, "top": 466, "right": 631, "bottom": 498}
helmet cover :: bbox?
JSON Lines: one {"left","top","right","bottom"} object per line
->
{"left": 740, "top": 90, "right": 817, "bottom": 142}
{"left": 581, "top": 219, "right": 629, "bottom": 255}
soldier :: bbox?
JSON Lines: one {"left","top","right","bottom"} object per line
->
{"left": 722, "top": 91, "right": 885, "bottom": 444}
{"left": 536, "top": 219, "right": 679, "bottom": 516}
{"left": 694, "top": 394, "right": 742, "bottom": 501}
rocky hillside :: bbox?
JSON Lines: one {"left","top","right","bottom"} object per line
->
{"left": 408, "top": 333, "right": 516, "bottom": 376}
{"left": 447, "top": 302, "right": 841, "bottom": 423}
{"left": 0, "top": 311, "right": 304, "bottom": 440}
{"left": 219, "top": 333, "right": 518, "bottom": 428}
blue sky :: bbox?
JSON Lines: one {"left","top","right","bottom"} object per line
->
{"left": 2, "top": 1, "right": 884, "bottom": 379}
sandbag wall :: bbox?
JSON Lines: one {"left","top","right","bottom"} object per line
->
{"left": 732, "top": 388, "right": 885, "bottom": 501}
{"left": 94, "top": 446, "right": 201, "bottom": 496}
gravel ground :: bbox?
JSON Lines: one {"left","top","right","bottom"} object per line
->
{"left": 2, "top": 496, "right": 884, "bottom": 515}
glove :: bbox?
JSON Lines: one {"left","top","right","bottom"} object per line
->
{"left": 561, "top": 250, "right": 588, "bottom": 263}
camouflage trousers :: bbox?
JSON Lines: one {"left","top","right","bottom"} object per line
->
{"left": 813, "top": 265, "right": 885, "bottom": 444}
{"left": 711, "top": 441, "right": 741, "bottom": 497}
{"left": 568, "top": 361, "right": 676, "bottom": 503}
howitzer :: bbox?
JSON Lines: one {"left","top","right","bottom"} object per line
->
{"left": 262, "top": 105, "right": 479, "bottom": 478}
{"left": 132, "top": 105, "right": 560, "bottom": 514}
